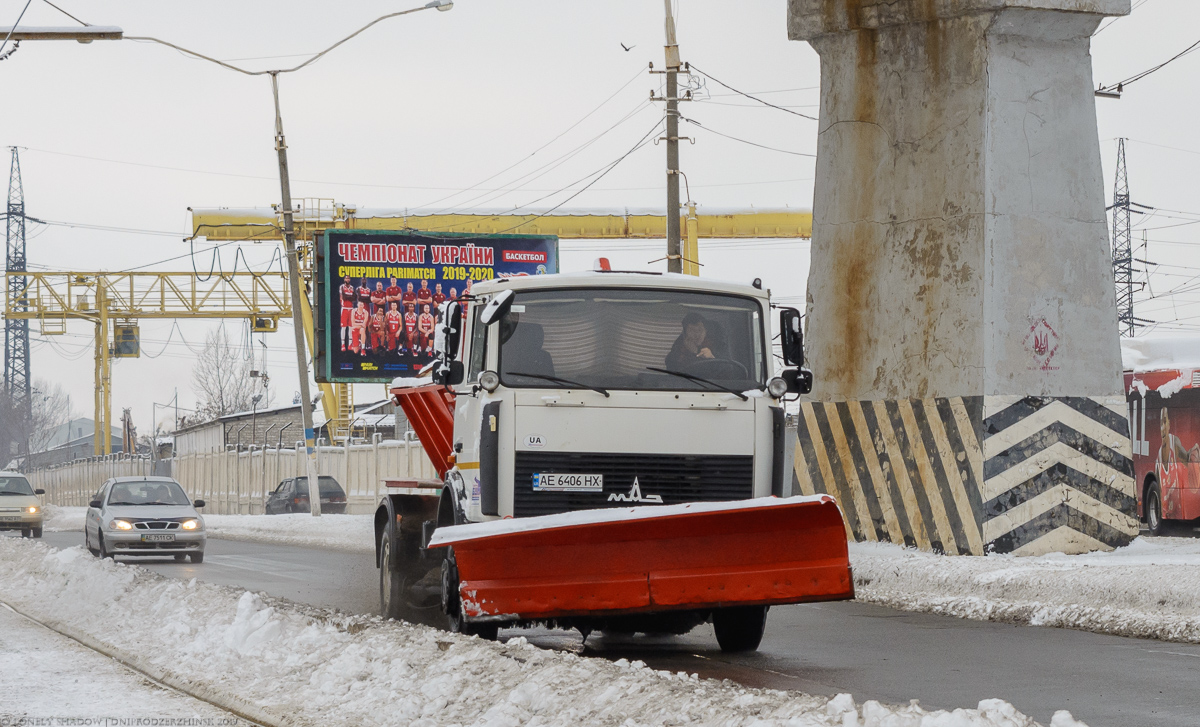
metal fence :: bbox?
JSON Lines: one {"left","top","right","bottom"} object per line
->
{"left": 28, "top": 436, "right": 437, "bottom": 515}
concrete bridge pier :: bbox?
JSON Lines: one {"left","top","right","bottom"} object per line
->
{"left": 787, "top": 1, "right": 1138, "bottom": 555}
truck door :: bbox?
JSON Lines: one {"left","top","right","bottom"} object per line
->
{"left": 456, "top": 306, "right": 490, "bottom": 519}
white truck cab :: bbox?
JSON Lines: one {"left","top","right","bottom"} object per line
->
{"left": 437, "top": 270, "right": 809, "bottom": 525}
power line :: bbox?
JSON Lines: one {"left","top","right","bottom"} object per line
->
{"left": 1098, "top": 34, "right": 1200, "bottom": 94}
{"left": 40, "top": 0, "right": 88, "bottom": 26}
{"left": 679, "top": 114, "right": 816, "bottom": 157}
{"left": 1095, "top": 0, "right": 1153, "bottom": 35}
{"left": 20, "top": 145, "right": 810, "bottom": 193}
{"left": 688, "top": 64, "right": 818, "bottom": 121}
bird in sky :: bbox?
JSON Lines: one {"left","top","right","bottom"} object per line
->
{"left": 620, "top": 42, "right": 635, "bottom": 52}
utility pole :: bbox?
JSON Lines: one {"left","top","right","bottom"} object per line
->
{"left": 270, "top": 73, "right": 322, "bottom": 517}
{"left": 663, "top": 0, "right": 682, "bottom": 274}
{"left": 1111, "top": 139, "right": 1134, "bottom": 338}
{"left": 5, "top": 148, "right": 31, "bottom": 466}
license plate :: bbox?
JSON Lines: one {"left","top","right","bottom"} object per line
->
{"left": 142, "top": 533, "right": 175, "bottom": 542}
{"left": 532, "top": 473, "right": 603, "bottom": 492}
{"left": 0, "top": 516, "right": 20, "bottom": 521}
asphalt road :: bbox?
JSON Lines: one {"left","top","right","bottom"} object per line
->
{"left": 30, "top": 530, "right": 1200, "bottom": 727}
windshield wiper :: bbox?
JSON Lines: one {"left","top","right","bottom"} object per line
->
{"left": 0, "top": 491, "right": 28, "bottom": 496}
{"left": 506, "top": 371, "right": 610, "bottom": 398}
{"left": 645, "top": 367, "right": 749, "bottom": 401}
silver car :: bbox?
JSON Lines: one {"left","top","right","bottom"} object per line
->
{"left": 85, "top": 476, "right": 206, "bottom": 563}
{"left": 0, "top": 471, "right": 44, "bottom": 538}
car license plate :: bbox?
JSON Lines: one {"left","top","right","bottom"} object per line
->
{"left": 532, "top": 473, "right": 603, "bottom": 492}
{"left": 142, "top": 533, "right": 175, "bottom": 542}
{"left": 0, "top": 516, "right": 19, "bottom": 521}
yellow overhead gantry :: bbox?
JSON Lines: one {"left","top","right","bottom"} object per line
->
{"left": 189, "top": 201, "right": 814, "bottom": 277}
{"left": 4, "top": 271, "right": 291, "bottom": 455}
{"left": 188, "top": 201, "right": 814, "bottom": 435}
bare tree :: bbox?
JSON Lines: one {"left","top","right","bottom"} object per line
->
{"left": 0, "top": 379, "right": 77, "bottom": 458}
{"left": 192, "top": 326, "right": 259, "bottom": 421}
{"left": 29, "top": 379, "right": 74, "bottom": 452}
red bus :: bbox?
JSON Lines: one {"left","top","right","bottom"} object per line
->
{"left": 1124, "top": 336, "right": 1200, "bottom": 535}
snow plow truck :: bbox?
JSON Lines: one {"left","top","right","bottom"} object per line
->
{"left": 375, "top": 264, "right": 853, "bottom": 651}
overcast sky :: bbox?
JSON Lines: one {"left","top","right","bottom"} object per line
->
{"left": 1, "top": 0, "right": 1197, "bottom": 437}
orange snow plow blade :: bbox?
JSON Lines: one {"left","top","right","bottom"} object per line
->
{"left": 429, "top": 496, "right": 853, "bottom": 622}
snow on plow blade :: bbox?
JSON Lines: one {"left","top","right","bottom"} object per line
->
{"left": 428, "top": 495, "right": 853, "bottom": 622}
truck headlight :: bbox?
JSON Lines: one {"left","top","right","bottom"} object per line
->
{"left": 767, "top": 376, "right": 789, "bottom": 399}
{"left": 26, "top": 505, "right": 39, "bottom": 514}
{"left": 479, "top": 370, "right": 500, "bottom": 392}
{"left": 181, "top": 519, "right": 202, "bottom": 531}
{"left": 111, "top": 519, "right": 134, "bottom": 531}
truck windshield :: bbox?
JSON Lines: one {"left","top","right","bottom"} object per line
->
{"left": 498, "top": 287, "right": 766, "bottom": 393}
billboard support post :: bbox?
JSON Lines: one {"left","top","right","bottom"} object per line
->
{"left": 271, "top": 71, "right": 321, "bottom": 518}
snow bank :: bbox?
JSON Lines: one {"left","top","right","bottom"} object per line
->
{"left": 42, "top": 503, "right": 86, "bottom": 532}
{"left": 202, "top": 513, "right": 375, "bottom": 553}
{"left": 851, "top": 538, "right": 1200, "bottom": 643}
{"left": 0, "top": 603, "right": 232, "bottom": 721}
{"left": 0, "top": 537, "right": 1078, "bottom": 727}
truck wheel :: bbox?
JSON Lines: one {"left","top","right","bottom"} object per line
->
{"left": 31, "top": 527, "right": 41, "bottom": 538}
{"left": 379, "top": 527, "right": 406, "bottom": 620}
{"left": 713, "top": 605, "right": 769, "bottom": 653}
{"left": 1146, "top": 484, "right": 1167, "bottom": 536}
{"left": 440, "top": 547, "right": 498, "bottom": 641}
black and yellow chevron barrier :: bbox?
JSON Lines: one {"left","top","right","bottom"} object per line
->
{"left": 793, "top": 395, "right": 1138, "bottom": 556}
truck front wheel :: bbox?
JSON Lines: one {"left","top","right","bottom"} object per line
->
{"left": 712, "top": 605, "right": 768, "bottom": 653}
{"left": 1146, "top": 483, "right": 1167, "bottom": 536}
{"left": 379, "top": 526, "right": 405, "bottom": 620}
{"left": 440, "top": 547, "right": 498, "bottom": 640}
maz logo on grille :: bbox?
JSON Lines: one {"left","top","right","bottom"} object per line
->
{"left": 607, "top": 478, "right": 663, "bottom": 504}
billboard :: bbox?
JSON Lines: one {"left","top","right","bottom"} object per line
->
{"left": 315, "top": 230, "right": 558, "bottom": 383}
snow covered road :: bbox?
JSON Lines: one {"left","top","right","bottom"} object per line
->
{"left": 0, "top": 535, "right": 1087, "bottom": 727}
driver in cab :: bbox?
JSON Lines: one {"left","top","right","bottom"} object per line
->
{"left": 666, "top": 312, "right": 715, "bottom": 370}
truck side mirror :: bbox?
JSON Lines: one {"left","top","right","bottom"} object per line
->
{"left": 479, "top": 289, "right": 515, "bottom": 326}
{"left": 779, "top": 307, "right": 804, "bottom": 367}
{"left": 782, "top": 368, "right": 813, "bottom": 395}
{"left": 437, "top": 301, "right": 463, "bottom": 360}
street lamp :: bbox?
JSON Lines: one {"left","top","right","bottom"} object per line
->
{"left": 0, "top": 26, "right": 123, "bottom": 42}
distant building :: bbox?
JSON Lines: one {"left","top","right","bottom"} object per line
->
{"left": 172, "top": 400, "right": 407, "bottom": 455}
{"left": 26, "top": 418, "right": 124, "bottom": 468}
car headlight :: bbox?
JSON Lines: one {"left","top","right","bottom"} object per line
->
{"left": 111, "top": 519, "right": 134, "bottom": 531}
{"left": 26, "top": 505, "right": 39, "bottom": 514}
{"left": 767, "top": 376, "right": 789, "bottom": 399}
{"left": 479, "top": 370, "right": 500, "bottom": 392}
{"left": 181, "top": 519, "right": 202, "bottom": 531}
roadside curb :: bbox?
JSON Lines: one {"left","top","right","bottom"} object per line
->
{"left": 0, "top": 598, "right": 295, "bottom": 727}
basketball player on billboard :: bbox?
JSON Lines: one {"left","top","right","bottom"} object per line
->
{"left": 403, "top": 303, "right": 418, "bottom": 356}
{"left": 385, "top": 277, "right": 402, "bottom": 310}
{"left": 371, "top": 282, "right": 387, "bottom": 315}
{"left": 418, "top": 303, "right": 435, "bottom": 356}
{"left": 370, "top": 305, "right": 387, "bottom": 355}
{"left": 385, "top": 302, "right": 402, "bottom": 352}
{"left": 357, "top": 278, "right": 372, "bottom": 315}
{"left": 339, "top": 274, "right": 356, "bottom": 351}
{"left": 349, "top": 301, "right": 369, "bottom": 355}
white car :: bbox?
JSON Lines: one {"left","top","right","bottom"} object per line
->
{"left": 0, "top": 471, "right": 44, "bottom": 538}
{"left": 85, "top": 476, "right": 206, "bottom": 563}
